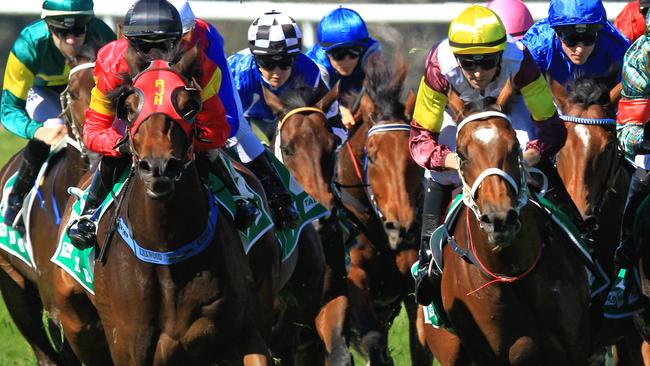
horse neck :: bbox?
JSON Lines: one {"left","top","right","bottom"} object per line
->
{"left": 338, "top": 120, "right": 370, "bottom": 187}
{"left": 463, "top": 204, "right": 541, "bottom": 276}
{"left": 127, "top": 167, "right": 209, "bottom": 252}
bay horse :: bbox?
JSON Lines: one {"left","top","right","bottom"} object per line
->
{"left": 335, "top": 55, "right": 430, "bottom": 365}
{"left": 262, "top": 83, "right": 352, "bottom": 365}
{"left": 422, "top": 91, "right": 591, "bottom": 365}
{"left": 52, "top": 47, "right": 272, "bottom": 365}
{"left": 550, "top": 75, "right": 648, "bottom": 365}
{"left": 0, "top": 48, "right": 97, "bottom": 365}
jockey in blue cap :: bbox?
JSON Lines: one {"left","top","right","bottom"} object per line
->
{"left": 522, "top": 0, "right": 629, "bottom": 86}
{"left": 305, "top": 7, "right": 381, "bottom": 128}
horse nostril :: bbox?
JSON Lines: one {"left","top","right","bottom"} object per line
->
{"left": 163, "top": 158, "right": 182, "bottom": 178}
{"left": 139, "top": 159, "right": 152, "bottom": 173}
{"left": 384, "top": 221, "right": 397, "bottom": 230}
{"left": 505, "top": 209, "right": 518, "bottom": 226}
{"left": 480, "top": 214, "right": 492, "bottom": 225}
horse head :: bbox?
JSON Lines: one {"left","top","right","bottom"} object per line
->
{"left": 351, "top": 54, "right": 421, "bottom": 250}
{"left": 452, "top": 85, "right": 526, "bottom": 248}
{"left": 111, "top": 45, "right": 202, "bottom": 200}
{"left": 264, "top": 80, "right": 340, "bottom": 208}
{"left": 551, "top": 66, "right": 622, "bottom": 227}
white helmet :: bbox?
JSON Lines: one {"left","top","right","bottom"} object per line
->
{"left": 168, "top": 0, "right": 195, "bottom": 34}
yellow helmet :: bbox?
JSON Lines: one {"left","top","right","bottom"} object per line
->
{"left": 448, "top": 5, "right": 507, "bottom": 55}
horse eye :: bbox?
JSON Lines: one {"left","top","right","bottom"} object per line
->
{"left": 367, "top": 152, "right": 376, "bottom": 165}
{"left": 281, "top": 145, "right": 294, "bottom": 157}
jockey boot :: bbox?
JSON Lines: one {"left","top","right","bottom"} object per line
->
{"left": 67, "top": 169, "right": 110, "bottom": 250}
{"left": 245, "top": 152, "right": 300, "bottom": 229}
{"left": 615, "top": 168, "right": 650, "bottom": 269}
{"left": 415, "top": 213, "right": 440, "bottom": 306}
{"left": 4, "top": 159, "right": 41, "bottom": 226}
{"left": 205, "top": 154, "right": 258, "bottom": 229}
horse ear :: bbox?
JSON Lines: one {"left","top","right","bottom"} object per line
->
{"left": 173, "top": 45, "right": 200, "bottom": 80}
{"left": 610, "top": 82, "right": 623, "bottom": 106}
{"left": 446, "top": 88, "right": 465, "bottom": 122}
{"left": 359, "top": 93, "right": 377, "bottom": 124}
{"left": 495, "top": 77, "right": 513, "bottom": 112}
{"left": 316, "top": 81, "right": 339, "bottom": 112}
{"left": 404, "top": 89, "right": 416, "bottom": 120}
{"left": 261, "top": 85, "right": 285, "bottom": 115}
{"left": 117, "top": 23, "right": 125, "bottom": 40}
{"left": 548, "top": 76, "right": 569, "bottom": 112}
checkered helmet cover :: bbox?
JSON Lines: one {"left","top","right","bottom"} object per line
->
{"left": 248, "top": 11, "right": 302, "bottom": 55}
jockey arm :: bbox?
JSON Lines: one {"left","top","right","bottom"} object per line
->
{"left": 409, "top": 48, "right": 453, "bottom": 171}
{"left": 1, "top": 49, "right": 42, "bottom": 139}
{"left": 515, "top": 49, "right": 567, "bottom": 161}
{"left": 618, "top": 44, "right": 650, "bottom": 126}
{"left": 193, "top": 51, "right": 229, "bottom": 151}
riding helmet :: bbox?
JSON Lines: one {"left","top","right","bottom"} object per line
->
{"left": 448, "top": 5, "right": 507, "bottom": 55}
{"left": 123, "top": 0, "right": 183, "bottom": 40}
{"left": 248, "top": 11, "right": 302, "bottom": 55}
{"left": 487, "top": 0, "right": 534, "bottom": 40}
{"left": 168, "top": 0, "right": 195, "bottom": 34}
{"left": 42, "top": 0, "right": 94, "bottom": 29}
{"left": 317, "top": 7, "right": 369, "bottom": 51}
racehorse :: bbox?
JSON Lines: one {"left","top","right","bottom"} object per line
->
{"left": 50, "top": 46, "right": 272, "bottom": 365}
{"left": 422, "top": 89, "right": 591, "bottom": 365}
{"left": 262, "top": 83, "right": 352, "bottom": 365}
{"left": 335, "top": 54, "right": 430, "bottom": 365}
{"left": 550, "top": 75, "right": 647, "bottom": 365}
{"left": 0, "top": 47, "right": 96, "bottom": 365}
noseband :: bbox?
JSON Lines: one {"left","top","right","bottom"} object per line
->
{"left": 456, "top": 111, "right": 529, "bottom": 222}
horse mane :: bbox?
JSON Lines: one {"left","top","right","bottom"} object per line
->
{"left": 567, "top": 76, "right": 612, "bottom": 110}
{"left": 348, "top": 53, "right": 408, "bottom": 120}
{"left": 278, "top": 77, "right": 321, "bottom": 112}
{"left": 463, "top": 96, "right": 501, "bottom": 115}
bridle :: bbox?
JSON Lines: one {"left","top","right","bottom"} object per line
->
{"left": 274, "top": 106, "right": 327, "bottom": 163}
{"left": 455, "top": 111, "right": 529, "bottom": 224}
{"left": 59, "top": 61, "right": 95, "bottom": 162}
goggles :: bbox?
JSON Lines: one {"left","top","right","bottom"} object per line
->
{"left": 49, "top": 24, "right": 87, "bottom": 37}
{"left": 327, "top": 46, "right": 364, "bottom": 61}
{"left": 557, "top": 31, "right": 598, "bottom": 47}
{"left": 456, "top": 53, "right": 501, "bottom": 71}
{"left": 255, "top": 54, "right": 295, "bottom": 70}
{"left": 128, "top": 37, "right": 178, "bottom": 57}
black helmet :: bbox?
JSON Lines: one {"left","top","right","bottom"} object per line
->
{"left": 123, "top": 0, "right": 182, "bottom": 40}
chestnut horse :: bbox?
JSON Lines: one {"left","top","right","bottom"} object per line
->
{"left": 422, "top": 95, "right": 591, "bottom": 365}
{"left": 551, "top": 75, "right": 648, "bottom": 365}
{"left": 0, "top": 49, "right": 96, "bottom": 365}
{"left": 262, "top": 83, "right": 352, "bottom": 365}
{"left": 52, "top": 49, "right": 271, "bottom": 365}
{"left": 335, "top": 55, "right": 430, "bottom": 365}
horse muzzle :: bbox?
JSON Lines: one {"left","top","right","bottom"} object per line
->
{"left": 138, "top": 156, "right": 183, "bottom": 200}
{"left": 479, "top": 208, "right": 521, "bottom": 249}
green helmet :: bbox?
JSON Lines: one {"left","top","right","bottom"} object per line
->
{"left": 42, "top": 0, "right": 94, "bottom": 29}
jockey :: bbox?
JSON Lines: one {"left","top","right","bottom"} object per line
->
{"left": 167, "top": 1, "right": 300, "bottom": 230}
{"left": 66, "top": 0, "right": 240, "bottom": 248}
{"left": 522, "top": 0, "right": 629, "bottom": 86}
{"left": 228, "top": 11, "right": 345, "bottom": 145}
{"left": 487, "top": 0, "right": 534, "bottom": 40}
{"left": 411, "top": 5, "right": 569, "bottom": 306}
{"left": 0, "top": 0, "right": 114, "bottom": 227}
{"left": 614, "top": 0, "right": 650, "bottom": 43}
{"left": 305, "top": 7, "right": 381, "bottom": 128}
{"left": 612, "top": 12, "right": 650, "bottom": 269}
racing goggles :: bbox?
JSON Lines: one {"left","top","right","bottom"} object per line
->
{"left": 327, "top": 46, "right": 364, "bottom": 61}
{"left": 557, "top": 30, "right": 598, "bottom": 47}
{"left": 456, "top": 53, "right": 501, "bottom": 71}
{"left": 255, "top": 54, "right": 295, "bottom": 70}
{"left": 49, "top": 24, "right": 87, "bottom": 37}
{"left": 128, "top": 37, "right": 178, "bottom": 56}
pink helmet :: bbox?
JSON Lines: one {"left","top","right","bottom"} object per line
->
{"left": 487, "top": 0, "right": 534, "bottom": 40}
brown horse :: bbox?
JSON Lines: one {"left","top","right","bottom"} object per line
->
{"left": 52, "top": 48, "right": 271, "bottom": 365}
{"left": 0, "top": 49, "right": 97, "bottom": 365}
{"left": 422, "top": 94, "right": 591, "bottom": 365}
{"left": 262, "top": 83, "right": 352, "bottom": 365}
{"left": 335, "top": 55, "right": 430, "bottom": 365}
{"left": 551, "top": 76, "right": 648, "bottom": 365}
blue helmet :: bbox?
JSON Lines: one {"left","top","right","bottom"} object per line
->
{"left": 548, "top": 0, "right": 607, "bottom": 28}
{"left": 317, "top": 7, "right": 369, "bottom": 51}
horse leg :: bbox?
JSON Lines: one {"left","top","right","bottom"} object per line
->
{"left": 424, "top": 324, "right": 473, "bottom": 366}
{"left": 53, "top": 268, "right": 112, "bottom": 366}
{"left": 0, "top": 257, "right": 62, "bottom": 365}
{"left": 404, "top": 295, "right": 433, "bottom": 366}
{"left": 314, "top": 220, "right": 351, "bottom": 366}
